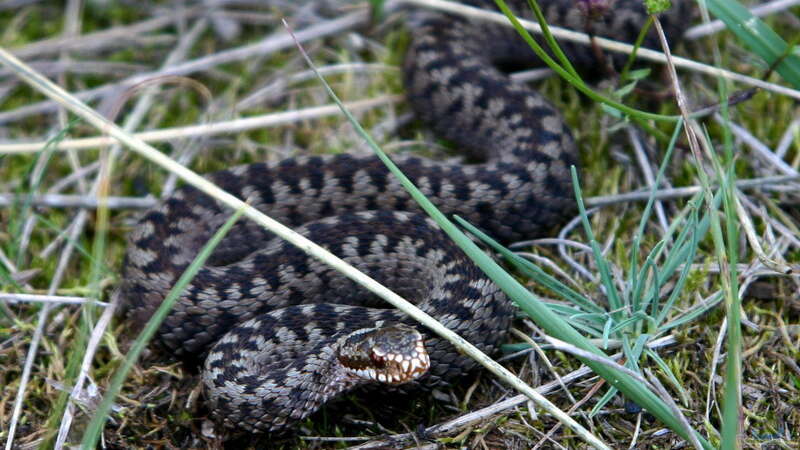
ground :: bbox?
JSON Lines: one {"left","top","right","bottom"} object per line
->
{"left": 1, "top": 1, "right": 799, "bottom": 449}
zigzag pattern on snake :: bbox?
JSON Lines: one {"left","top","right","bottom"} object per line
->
{"left": 122, "top": 0, "right": 690, "bottom": 433}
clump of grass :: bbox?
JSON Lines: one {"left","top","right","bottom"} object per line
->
{"left": 1, "top": 1, "right": 799, "bottom": 449}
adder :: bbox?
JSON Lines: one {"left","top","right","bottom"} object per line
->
{"left": 122, "top": 0, "right": 691, "bottom": 433}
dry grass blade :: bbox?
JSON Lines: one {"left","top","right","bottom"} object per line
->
{"left": 0, "top": 293, "right": 109, "bottom": 306}
{"left": 0, "top": 5, "right": 378, "bottom": 124}
{"left": 1, "top": 35, "right": 612, "bottom": 449}
{"left": 3, "top": 1, "right": 797, "bottom": 447}
{"left": 54, "top": 291, "right": 119, "bottom": 449}
{"left": 353, "top": 336, "right": 677, "bottom": 449}
{"left": 401, "top": 0, "right": 800, "bottom": 100}
{"left": 0, "top": 95, "right": 401, "bottom": 154}
{"left": 733, "top": 191, "right": 793, "bottom": 274}
{"left": 653, "top": 11, "right": 744, "bottom": 449}
{"left": 9, "top": 8, "right": 202, "bottom": 59}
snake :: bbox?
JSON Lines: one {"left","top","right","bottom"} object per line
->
{"left": 122, "top": 0, "right": 691, "bottom": 434}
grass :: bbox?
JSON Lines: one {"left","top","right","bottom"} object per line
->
{"left": 1, "top": 0, "right": 800, "bottom": 449}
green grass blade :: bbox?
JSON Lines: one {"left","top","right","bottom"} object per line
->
{"left": 454, "top": 216, "right": 604, "bottom": 315}
{"left": 300, "top": 50, "right": 715, "bottom": 450}
{"left": 628, "top": 120, "right": 684, "bottom": 314}
{"left": 572, "top": 167, "right": 624, "bottom": 322}
{"left": 609, "top": 313, "right": 654, "bottom": 335}
{"left": 660, "top": 291, "right": 723, "bottom": 332}
{"left": 654, "top": 209, "right": 701, "bottom": 328}
{"left": 620, "top": 16, "right": 656, "bottom": 82}
{"left": 630, "top": 241, "right": 664, "bottom": 317}
{"left": 631, "top": 334, "right": 651, "bottom": 370}
{"left": 699, "top": 18, "right": 744, "bottom": 445}
{"left": 9, "top": 122, "right": 75, "bottom": 267}
{"left": 646, "top": 349, "right": 690, "bottom": 407}
{"left": 524, "top": 0, "right": 580, "bottom": 78}
{"left": 286, "top": 15, "right": 713, "bottom": 449}
{"left": 80, "top": 208, "right": 244, "bottom": 449}
{"left": 705, "top": 0, "right": 800, "bottom": 87}
{"left": 288, "top": 24, "right": 613, "bottom": 450}
{"left": 41, "top": 148, "right": 117, "bottom": 448}
{"left": 591, "top": 386, "right": 619, "bottom": 417}
{"left": 492, "top": 0, "right": 681, "bottom": 123}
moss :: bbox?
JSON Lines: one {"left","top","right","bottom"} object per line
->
{"left": 2, "top": 1, "right": 800, "bottom": 448}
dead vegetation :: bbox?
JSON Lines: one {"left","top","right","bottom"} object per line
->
{"left": 1, "top": 0, "right": 800, "bottom": 448}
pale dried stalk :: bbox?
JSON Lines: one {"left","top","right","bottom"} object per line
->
{"left": 0, "top": 95, "right": 401, "bottom": 154}
{"left": 0, "top": 45, "right": 610, "bottom": 450}
{"left": 402, "top": 0, "right": 800, "bottom": 100}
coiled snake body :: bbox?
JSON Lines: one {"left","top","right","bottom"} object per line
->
{"left": 123, "top": 0, "right": 689, "bottom": 433}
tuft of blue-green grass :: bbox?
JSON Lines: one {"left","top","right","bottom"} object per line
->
{"left": 300, "top": 5, "right": 714, "bottom": 446}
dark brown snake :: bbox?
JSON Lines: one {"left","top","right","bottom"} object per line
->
{"left": 122, "top": 0, "right": 690, "bottom": 434}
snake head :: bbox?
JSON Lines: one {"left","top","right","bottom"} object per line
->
{"left": 336, "top": 324, "right": 430, "bottom": 385}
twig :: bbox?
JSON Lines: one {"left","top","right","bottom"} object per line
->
{"left": 0, "top": 60, "right": 148, "bottom": 79}
{"left": 744, "top": 193, "right": 800, "bottom": 249}
{"left": 1, "top": 61, "right": 543, "bottom": 155}
{"left": 512, "top": 327, "right": 577, "bottom": 405}
{"left": 509, "top": 67, "right": 554, "bottom": 83}
{"left": 39, "top": 218, "right": 80, "bottom": 260}
{"left": 47, "top": 161, "right": 99, "bottom": 194}
{"left": 514, "top": 251, "right": 586, "bottom": 292}
{"left": 542, "top": 336, "right": 650, "bottom": 383}
{"left": 557, "top": 210, "right": 598, "bottom": 282}
{"left": 532, "top": 366, "right": 602, "bottom": 450}
{"left": 0, "top": 247, "right": 26, "bottom": 320}
{"left": 237, "top": 62, "right": 398, "bottom": 108}
{"left": 511, "top": 238, "right": 593, "bottom": 253}
{"left": 300, "top": 436, "right": 372, "bottom": 442}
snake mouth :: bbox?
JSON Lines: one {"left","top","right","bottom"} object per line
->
{"left": 338, "top": 325, "right": 431, "bottom": 384}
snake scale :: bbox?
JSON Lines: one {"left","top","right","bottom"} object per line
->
{"left": 122, "top": 0, "right": 690, "bottom": 434}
